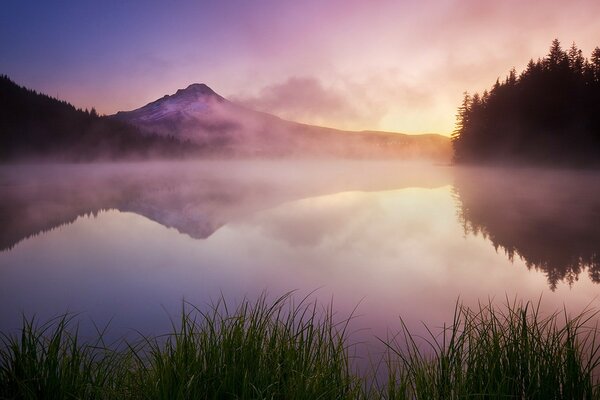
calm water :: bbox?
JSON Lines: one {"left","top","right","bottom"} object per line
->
{"left": 1, "top": 161, "right": 600, "bottom": 353}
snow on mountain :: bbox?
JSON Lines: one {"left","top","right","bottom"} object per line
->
{"left": 112, "top": 84, "right": 451, "bottom": 160}
{"left": 123, "top": 84, "right": 223, "bottom": 122}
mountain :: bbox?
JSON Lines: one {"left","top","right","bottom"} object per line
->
{"left": 0, "top": 75, "right": 450, "bottom": 161}
{"left": 0, "top": 75, "right": 196, "bottom": 161}
{"left": 114, "top": 83, "right": 451, "bottom": 160}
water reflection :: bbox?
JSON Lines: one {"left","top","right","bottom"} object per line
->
{"left": 0, "top": 161, "right": 450, "bottom": 251}
{"left": 453, "top": 167, "right": 600, "bottom": 290}
{"left": 2, "top": 162, "right": 600, "bottom": 355}
{"left": 0, "top": 161, "right": 459, "bottom": 344}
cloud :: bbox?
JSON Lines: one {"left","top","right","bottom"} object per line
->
{"left": 231, "top": 75, "right": 435, "bottom": 132}
{"left": 232, "top": 77, "right": 374, "bottom": 130}
{"left": 9, "top": 0, "right": 600, "bottom": 134}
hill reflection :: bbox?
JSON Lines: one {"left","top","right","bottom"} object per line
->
{"left": 453, "top": 167, "right": 600, "bottom": 290}
{"left": 0, "top": 161, "right": 450, "bottom": 252}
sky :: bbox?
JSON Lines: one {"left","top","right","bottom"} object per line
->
{"left": 2, "top": 0, "right": 600, "bottom": 135}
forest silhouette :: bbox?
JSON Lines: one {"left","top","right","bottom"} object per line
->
{"left": 0, "top": 75, "right": 197, "bottom": 161}
{"left": 452, "top": 39, "right": 600, "bottom": 167}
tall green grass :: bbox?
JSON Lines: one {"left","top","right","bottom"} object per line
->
{"left": 0, "top": 315, "right": 129, "bottom": 399}
{"left": 383, "top": 298, "right": 600, "bottom": 399}
{"left": 1, "top": 295, "right": 600, "bottom": 399}
{"left": 0, "top": 293, "right": 362, "bottom": 400}
{"left": 128, "top": 294, "right": 361, "bottom": 399}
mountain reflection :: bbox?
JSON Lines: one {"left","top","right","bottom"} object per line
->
{"left": 453, "top": 167, "right": 600, "bottom": 290}
{"left": 0, "top": 161, "right": 450, "bottom": 252}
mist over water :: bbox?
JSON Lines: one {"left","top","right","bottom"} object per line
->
{"left": 454, "top": 167, "right": 600, "bottom": 290}
{"left": 1, "top": 160, "right": 599, "bottom": 362}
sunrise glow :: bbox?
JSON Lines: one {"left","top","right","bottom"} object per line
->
{"left": 3, "top": 0, "right": 600, "bottom": 135}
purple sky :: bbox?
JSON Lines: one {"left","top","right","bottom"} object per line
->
{"left": 2, "top": 0, "right": 600, "bottom": 134}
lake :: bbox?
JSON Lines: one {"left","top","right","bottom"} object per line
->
{"left": 1, "top": 161, "right": 599, "bottom": 361}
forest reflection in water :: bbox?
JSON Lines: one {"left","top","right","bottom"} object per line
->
{"left": 453, "top": 167, "right": 600, "bottom": 290}
{"left": 2, "top": 162, "right": 600, "bottom": 291}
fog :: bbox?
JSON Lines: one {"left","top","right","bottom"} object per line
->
{"left": 0, "top": 160, "right": 451, "bottom": 251}
{"left": 1, "top": 160, "right": 600, "bottom": 367}
{"left": 116, "top": 90, "right": 452, "bottom": 160}
{"left": 453, "top": 166, "right": 600, "bottom": 289}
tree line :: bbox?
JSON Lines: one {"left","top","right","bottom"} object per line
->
{"left": 452, "top": 39, "right": 600, "bottom": 167}
{"left": 0, "top": 75, "right": 199, "bottom": 162}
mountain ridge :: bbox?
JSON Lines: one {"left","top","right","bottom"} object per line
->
{"left": 0, "top": 75, "right": 450, "bottom": 161}
{"left": 112, "top": 83, "right": 451, "bottom": 160}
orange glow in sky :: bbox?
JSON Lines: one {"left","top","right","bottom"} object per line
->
{"left": 2, "top": 0, "right": 600, "bottom": 135}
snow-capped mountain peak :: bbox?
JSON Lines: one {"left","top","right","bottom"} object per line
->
{"left": 115, "top": 83, "right": 226, "bottom": 123}
{"left": 111, "top": 83, "right": 451, "bottom": 160}
{"left": 174, "top": 83, "right": 219, "bottom": 97}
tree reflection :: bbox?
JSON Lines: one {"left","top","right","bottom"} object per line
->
{"left": 454, "top": 167, "right": 600, "bottom": 290}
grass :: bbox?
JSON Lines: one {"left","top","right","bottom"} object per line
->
{"left": 128, "top": 294, "right": 361, "bottom": 400}
{"left": 1, "top": 294, "right": 600, "bottom": 399}
{"left": 0, "top": 315, "right": 129, "bottom": 399}
{"left": 382, "top": 298, "right": 600, "bottom": 399}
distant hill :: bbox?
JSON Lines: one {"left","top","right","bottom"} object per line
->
{"left": 0, "top": 75, "right": 194, "bottom": 161}
{"left": 0, "top": 75, "right": 450, "bottom": 162}
{"left": 452, "top": 40, "right": 600, "bottom": 167}
{"left": 113, "top": 83, "right": 451, "bottom": 160}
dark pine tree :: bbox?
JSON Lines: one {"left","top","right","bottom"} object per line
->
{"left": 0, "top": 75, "right": 200, "bottom": 161}
{"left": 452, "top": 39, "right": 600, "bottom": 167}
